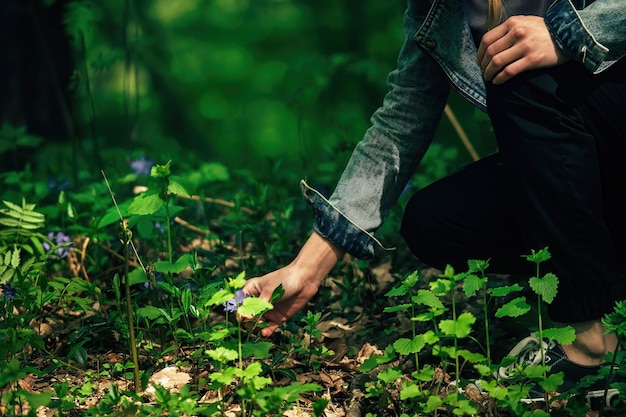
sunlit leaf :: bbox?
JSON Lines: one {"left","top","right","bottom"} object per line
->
{"left": 495, "top": 296, "right": 530, "bottom": 318}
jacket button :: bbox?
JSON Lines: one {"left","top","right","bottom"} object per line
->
{"left": 425, "top": 39, "right": 437, "bottom": 48}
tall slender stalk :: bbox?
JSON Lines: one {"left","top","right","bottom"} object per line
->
{"left": 120, "top": 218, "right": 141, "bottom": 392}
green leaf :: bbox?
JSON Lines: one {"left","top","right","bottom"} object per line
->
{"left": 400, "top": 382, "right": 423, "bottom": 400}
{"left": 467, "top": 258, "right": 490, "bottom": 273}
{"left": 538, "top": 372, "right": 564, "bottom": 394}
{"left": 403, "top": 270, "right": 420, "bottom": 288}
{"left": 529, "top": 272, "right": 558, "bottom": 304}
{"left": 490, "top": 283, "right": 524, "bottom": 297}
{"left": 439, "top": 312, "right": 476, "bottom": 338}
{"left": 384, "top": 284, "right": 408, "bottom": 297}
{"left": 377, "top": 367, "right": 402, "bottom": 384}
{"left": 413, "top": 289, "right": 445, "bottom": 310}
{"left": 154, "top": 254, "right": 193, "bottom": 274}
{"left": 425, "top": 395, "right": 443, "bottom": 412}
{"left": 205, "top": 289, "right": 235, "bottom": 308}
{"left": 128, "top": 192, "right": 164, "bottom": 215}
{"left": 237, "top": 297, "right": 273, "bottom": 317}
{"left": 359, "top": 346, "right": 396, "bottom": 372}
{"left": 242, "top": 341, "right": 272, "bottom": 359}
{"left": 128, "top": 267, "right": 147, "bottom": 286}
{"left": 462, "top": 273, "right": 486, "bottom": 297}
{"left": 495, "top": 296, "right": 531, "bottom": 318}
{"left": 168, "top": 176, "right": 191, "bottom": 196}
{"left": 270, "top": 283, "right": 285, "bottom": 303}
{"left": 10, "top": 249, "right": 20, "bottom": 268}
{"left": 206, "top": 347, "right": 238, "bottom": 363}
{"left": 181, "top": 288, "right": 192, "bottom": 313}
{"left": 457, "top": 349, "right": 487, "bottom": 363}
{"left": 227, "top": 271, "right": 247, "bottom": 290}
{"left": 136, "top": 306, "right": 163, "bottom": 320}
{"left": 393, "top": 335, "right": 427, "bottom": 355}
{"left": 524, "top": 247, "right": 551, "bottom": 264}
{"left": 429, "top": 278, "right": 453, "bottom": 295}
{"left": 151, "top": 161, "right": 172, "bottom": 178}
{"left": 383, "top": 303, "right": 412, "bottom": 313}
{"left": 20, "top": 391, "right": 53, "bottom": 411}
{"left": 538, "top": 326, "right": 576, "bottom": 346}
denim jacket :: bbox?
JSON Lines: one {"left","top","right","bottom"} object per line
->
{"left": 302, "top": 0, "right": 626, "bottom": 260}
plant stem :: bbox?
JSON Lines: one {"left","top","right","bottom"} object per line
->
{"left": 122, "top": 220, "right": 141, "bottom": 392}
{"left": 483, "top": 281, "right": 491, "bottom": 368}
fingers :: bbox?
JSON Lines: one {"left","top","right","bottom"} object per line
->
{"left": 477, "top": 16, "right": 564, "bottom": 85}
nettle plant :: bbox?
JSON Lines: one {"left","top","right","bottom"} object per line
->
{"left": 359, "top": 248, "right": 624, "bottom": 416}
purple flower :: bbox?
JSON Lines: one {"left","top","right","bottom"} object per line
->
{"left": 1, "top": 284, "right": 16, "bottom": 301}
{"left": 47, "top": 177, "right": 71, "bottom": 192}
{"left": 130, "top": 156, "right": 154, "bottom": 176}
{"left": 223, "top": 290, "right": 248, "bottom": 313}
{"left": 43, "top": 232, "right": 72, "bottom": 258}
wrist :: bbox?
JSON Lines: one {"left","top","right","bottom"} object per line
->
{"left": 290, "top": 231, "right": 344, "bottom": 286}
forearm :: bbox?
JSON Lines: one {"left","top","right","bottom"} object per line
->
{"left": 290, "top": 231, "right": 345, "bottom": 287}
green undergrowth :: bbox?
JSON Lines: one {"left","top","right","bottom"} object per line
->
{"left": 1, "top": 160, "right": 625, "bottom": 417}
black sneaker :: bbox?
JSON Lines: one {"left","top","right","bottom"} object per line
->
{"left": 496, "top": 335, "right": 621, "bottom": 409}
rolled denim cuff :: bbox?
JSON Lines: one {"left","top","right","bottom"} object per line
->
{"left": 545, "top": 0, "right": 609, "bottom": 72}
{"left": 300, "top": 180, "right": 393, "bottom": 260}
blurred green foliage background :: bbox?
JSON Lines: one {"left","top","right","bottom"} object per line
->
{"left": 2, "top": 0, "right": 496, "bottom": 191}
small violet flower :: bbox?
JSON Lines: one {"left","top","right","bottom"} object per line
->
{"left": 223, "top": 289, "right": 249, "bottom": 313}
{"left": 43, "top": 232, "right": 72, "bottom": 258}
{"left": 1, "top": 284, "right": 16, "bottom": 302}
{"left": 130, "top": 156, "right": 154, "bottom": 176}
{"left": 47, "top": 176, "right": 71, "bottom": 192}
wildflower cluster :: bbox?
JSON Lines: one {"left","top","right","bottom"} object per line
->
{"left": 1, "top": 283, "right": 16, "bottom": 302}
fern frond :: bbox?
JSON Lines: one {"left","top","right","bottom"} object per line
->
{"left": 0, "top": 199, "right": 46, "bottom": 239}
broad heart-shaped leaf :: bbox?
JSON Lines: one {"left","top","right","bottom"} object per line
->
{"left": 242, "top": 341, "right": 272, "bottom": 359}
{"left": 462, "top": 273, "right": 486, "bottom": 297}
{"left": 495, "top": 296, "right": 531, "bottom": 318}
{"left": 490, "top": 283, "right": 524, "bottom": 297}
{"left": 128, "top": 192, "right": 164, "bottom": 215}
{"left": 237, "top": 296, "right": 273, "bottom": 318}
{"left": 377, "top": 367, "right": 403, "bottom": 384}
{"left": 439, "top": 312, "right": 476, "bottom": 338}
{"left": 393, "top": 335, "right": 427, "bottom": 355}
{"left": 206, "top": 347, "right": 238, "bottom": 363}
{"left": 538, "top": 372, "right": 564, "bottom": 394}
{"left": 537, "top": 326, "right": 576, "bottom": 346}
{"left": 529, "top": 272, "right": 559, "bottom": 304}
{"left": 413, "top": 289, "right": 445, "bottom": 310}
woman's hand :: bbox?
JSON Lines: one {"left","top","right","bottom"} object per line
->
{"left": 477, "top": 15, "right": 570, "bottom": 84}
{"left": 242, "top": 232, "right": 345, "bottom": 337}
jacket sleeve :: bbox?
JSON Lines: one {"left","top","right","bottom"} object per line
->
{"left": 302, "top": 4, "right": 451, "bottom": 259}
{"left": 545, "top": 0, "right": 626, "bottom": 72}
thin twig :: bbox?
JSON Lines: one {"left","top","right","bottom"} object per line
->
{"left": 444, "top": 104, "right": 480, "bottom": 162}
